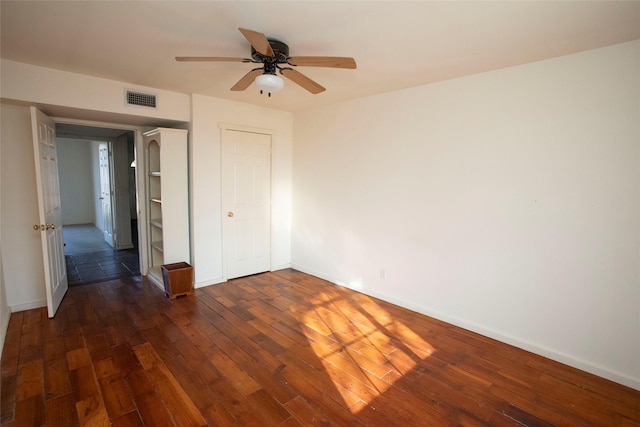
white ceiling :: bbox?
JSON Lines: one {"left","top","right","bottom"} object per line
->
{"left": 2, "top": 1, "right": 640, "bottom": 113}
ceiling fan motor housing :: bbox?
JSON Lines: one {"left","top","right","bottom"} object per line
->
{"left": 252, "top": 38, "right": 289, "bottom": 74}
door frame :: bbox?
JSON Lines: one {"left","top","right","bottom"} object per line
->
{"left": 53, "top": 117, "right": 150, "bottom": 276}
{"left": 219, "top": 122, "right": 275, "bottom": 281}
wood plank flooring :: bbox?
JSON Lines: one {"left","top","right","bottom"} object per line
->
{"left": 1, "top": 269, "right": 638, "bottom": 426}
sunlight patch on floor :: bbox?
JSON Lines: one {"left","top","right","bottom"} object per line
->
{"left": 299, "top": 290, "right": 435, "bottom": 413}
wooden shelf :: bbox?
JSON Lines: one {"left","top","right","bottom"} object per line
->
{"left": 150, "top": 198, "right": 162, "bottom": 204}
{"left": 150, "top": 241, "right": 164, "bottom": 252}
{"left": 149, "top": 171, "right": 161, "bottom": 177}
{"left": 150, "top": 218, "right": 163, "bottom": 229}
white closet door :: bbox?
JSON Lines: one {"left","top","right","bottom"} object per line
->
{"left": 222, "top": 129, "right": 272, "bottom": 280}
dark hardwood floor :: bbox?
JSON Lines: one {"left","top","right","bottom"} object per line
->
{"left": 1, "top": 269, "right": 638, "bottom": 426}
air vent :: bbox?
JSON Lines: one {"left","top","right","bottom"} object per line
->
{"left": 125, "top": 90, "right": 157, "bottom": 108}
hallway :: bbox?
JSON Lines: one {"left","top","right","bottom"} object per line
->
{"left": 63, "top": 224, "right": 140, "bottom": 286}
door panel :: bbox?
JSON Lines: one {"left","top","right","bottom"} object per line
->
{"left": 99, "top": 143, "right": 115, "bottom": 246}
{"left": 31, "top": 107, "right": 68, "bottom": 317}
{"left": 222, "top": 129, "right": 271, "bottom": 279}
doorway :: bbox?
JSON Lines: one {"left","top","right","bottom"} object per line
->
{"left": 56, "top": 123, "right": 140, "bottom": 286}
{"left": 63, "top": 225, "right": 139, "bottom": 286}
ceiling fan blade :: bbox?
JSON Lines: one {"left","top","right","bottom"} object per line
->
{"left": 281, "top": 68, "right": 325, "bottom": 94}
{"left": 239, "top": 28, "right": 274, "bottom": 57}
{"left": 176, "top": 56, "right": 248, "bottom": 62}
{"left": 287, "top": 56, "right": 357, "bottom": 69}
{"left": 230, "top": 68, "right": 264, "bottom": 91}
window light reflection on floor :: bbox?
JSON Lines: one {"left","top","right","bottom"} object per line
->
{"left": 299, "top": 290, "right": 436, "bottom": 413}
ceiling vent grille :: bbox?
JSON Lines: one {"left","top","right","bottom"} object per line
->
{"left": 125, "top": 90, "right": 157, "bottom": 108}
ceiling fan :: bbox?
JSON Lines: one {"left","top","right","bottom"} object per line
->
{"left": 176, "top": 28, "right": 357, "bottom": 96}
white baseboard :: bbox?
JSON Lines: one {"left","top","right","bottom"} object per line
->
{"left": 194, "top": 277, "right": 226, "bottom": 289}
{"left": 290, "top": 264, "right": 640, "bottom": 391}
{"left": 370, "top": 288, "right": 640, "bottom": 391}
{"left": 192, "top": 264, "right": 292, "bottom": 290}
{"left": 271, "top": 263, "right": 291, "bottom": 271}
{"left": 146, "top": 271, "right": 165, "bottom": 291}
{"left": 9, "top": 299, "right": 46, "bottom": 313}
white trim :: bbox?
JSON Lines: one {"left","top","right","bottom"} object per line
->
{"left": 271, "top": 263, "right": 291, "bottom": 271}
{"left": 194, "top": 277, "right": 226, "bottom": 289}
{"left": 9, "top": 299, "right": 47, "bottom": 313}
{"left": 143, "top": 127, "right": 188, "bottom": 137}
{"left": 135, "top": 129, "right": 149, "bottom": 276}
{"left": 147, "top": 273, "right": 165, "bottom": 292}
{"left": 290, "top": 263, "right": 640, "bottom": 391}
{"left": 53, "top": 117, "right": 149, "bottom": 277}
{"left": 370, "top": 289, "right": 640, "bottom": 391}
{"left": 53, "top": 117, "right": 147, "bottom": 133}
{"left": 218, "top": 122, "right": 277, "bottom": 136}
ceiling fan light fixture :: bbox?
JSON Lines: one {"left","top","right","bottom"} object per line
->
{"left": 255, "top": 73, "right": 284, "bottom": 97}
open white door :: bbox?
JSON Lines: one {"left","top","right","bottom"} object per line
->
{"left": 221, "top": 128, "right": 272, "bottom": 279}
{"left": 98, "top": 143, "right": 115, "bottom": 246}
{"left": 31, "top": 107, "right": 68, "bottom": 317}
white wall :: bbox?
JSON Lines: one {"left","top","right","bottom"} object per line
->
{"left": 0, "top": 61, "right": 191, "bottom": 312}
{"left": 190, "top": 94, "right": 293, "bottom": 287}
{"left": 58, "top": 138, "right": 95, "bottom": 225}
{"left": 2, "top": 35, "right": 635, "bottom": 391}
{"left": 1, "top": 59, "right": 190, "bottom": 123}
{"left": 0, "top": 103, "right": 47, "bottom": 311}
{"left": 0, "top": 105, "right": 11, "bottom": 354}
{"left": 292, "top": 41, "right": 640, "bottom": 389}
{"left": 0, "top": 62, "right": 292, "bottom": 310}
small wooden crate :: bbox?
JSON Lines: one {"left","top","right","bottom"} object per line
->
{"left": 161, "top": 262, "right": 193, "bottom": 298}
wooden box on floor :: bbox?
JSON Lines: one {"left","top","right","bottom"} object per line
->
{"left": 161, "top": 262, "right": 193, "bottom": 298}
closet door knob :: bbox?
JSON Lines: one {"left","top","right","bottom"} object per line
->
{"left": 227, "top": 212, "right": 234, "bottom": 218}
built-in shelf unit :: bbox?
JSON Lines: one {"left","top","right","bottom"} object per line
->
{"left": 143, "top": 127, "right": 190, "bottom": 289}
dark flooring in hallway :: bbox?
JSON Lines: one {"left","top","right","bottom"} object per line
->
{"left": 63, "top": 224, "right": 140, "bottom": 286}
